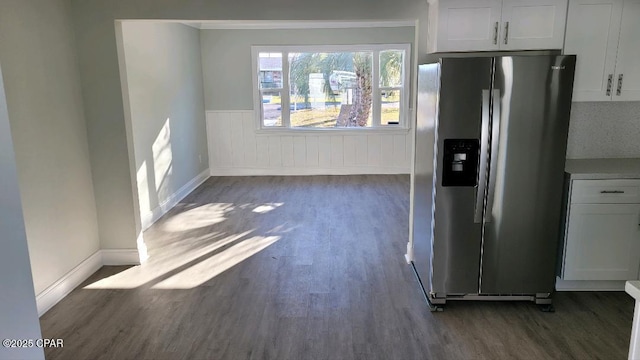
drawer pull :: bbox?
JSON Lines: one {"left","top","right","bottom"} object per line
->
{"left": 600, "top": 190, "right": 624, "bottom": 194}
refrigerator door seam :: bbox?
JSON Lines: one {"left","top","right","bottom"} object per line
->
{"left": 480, "top": 87, "right": 501, "bottom": 293}
{"left": 479, "top": 59, "right": 498, "bottom": 295}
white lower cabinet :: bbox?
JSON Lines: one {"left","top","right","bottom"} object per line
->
{"left": 561, "top": 179, "right": 640, "bottom": 284}
{"left": 563, "top": 203, "right": 640, "bottom": 280}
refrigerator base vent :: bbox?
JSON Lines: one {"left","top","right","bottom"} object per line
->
{"left": 429, "top": 293, "right": 553, "bottom": 305}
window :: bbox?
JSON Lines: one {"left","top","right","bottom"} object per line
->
{"left": 252, "top": 44, "right": 410, "bottom": 130}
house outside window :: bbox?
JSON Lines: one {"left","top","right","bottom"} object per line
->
{"left": 258, "top": 54, "right": 282, "bottom": 89}
{"left": 252, "top": 44, "right": 411, "bottom": 130}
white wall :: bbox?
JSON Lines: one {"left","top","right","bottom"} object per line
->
{"left": 0, "top": 65, "right": 44, "bottom": 360}
{"left": 0, "top": 0, "right": 100, "bottom": 295}
{"left": 118, "top": 22, "right": 209, "bottom": 229}
{"left": 207, "top": 111, "right": 411, "bottom": 175}
{"left": 567, "top": 101, "right": 640, "bottom": 159}
{"left": 201, "top": 27, "right": 415, "bottom": 175}
{"left": 69, "top": 0, "right": 427, "bottom": 250}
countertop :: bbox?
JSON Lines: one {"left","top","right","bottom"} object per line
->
{"left": 565, "top": 158, "right": 640, "bottom": 179}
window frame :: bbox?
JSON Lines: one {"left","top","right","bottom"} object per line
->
{"left": 251, "top": 43, "right": 411, "bottom": 132}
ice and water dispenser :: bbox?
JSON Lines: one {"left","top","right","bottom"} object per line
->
{"left": 442, "top": 139, "right": 479, "bottom": 187}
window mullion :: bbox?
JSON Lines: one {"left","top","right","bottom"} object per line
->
{"left": 400, "top": 87, "right": 405, "bottom": 127}
{"left": 372, "top": 50, "right": 380, "bottom": 127}
{"left": 403, "top": 47, "right": 409, "bottom": 128}
{"left": 282, "top": 51, "right": 291, "bottom": 128}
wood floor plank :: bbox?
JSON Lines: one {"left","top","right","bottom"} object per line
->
{"left": 39, "top": 175, "right": 634, "bottom": 360}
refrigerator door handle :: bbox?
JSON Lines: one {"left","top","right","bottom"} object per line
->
{"left": 474, "top": 90, "right": 491, "bottom": 223}
{"left": 485, "top": 89, "right": 501, "bottom": 223}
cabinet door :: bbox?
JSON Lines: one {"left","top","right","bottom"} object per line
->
{"left": 500, "top": 0, "right": 568, "bottom": 50}
{"left": 564, "top": 0, "right": 623, "bottom": 101}
{"left": 563, "top": 203, "right": 640, "bottom": 280}
{"left": 434, "top": 0, "right": 502, "bottom": 52}
{"left": 613, "top": 0, "right": 640, "bottom": 101}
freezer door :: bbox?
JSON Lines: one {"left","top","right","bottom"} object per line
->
{"left": 412, "top": 64, "right": 439, "bottom": 295}
{"left": 431, "top": 57, "right": 494, "bottom": 295}
{"left": 480, "top": 55, "right": 576, "bottom": 294}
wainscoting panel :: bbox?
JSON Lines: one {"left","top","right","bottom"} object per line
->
{"left": 207, "top": 111, "right": 412, "bottom": 175}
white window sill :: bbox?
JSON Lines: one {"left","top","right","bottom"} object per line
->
{"left": 255, "top": 127, "right": 411, "bottom": 136}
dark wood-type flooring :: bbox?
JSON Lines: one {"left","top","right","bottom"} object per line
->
{"left": 40, "top": 175, "right": 633, "bottom": 359}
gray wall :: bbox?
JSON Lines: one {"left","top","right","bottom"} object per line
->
{"left": 0, "top": 0, "right": 100, "bottom": 295}
{"left": 201, "top": 27, "right": 416, "bottom": 110}
{"left": 120, "top": 22, "right": 208, "bottom": 222}
{"left": 69, "top": 0, "right": 426, "bottom": 250}
{"left": 0, "top": 65, "right": 44, "bottom": 360}
{"left": 567, "top": 102, "right": 640, "bottom": 159}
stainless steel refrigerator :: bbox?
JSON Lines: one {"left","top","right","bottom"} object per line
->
{"left": 411, "top": 55, "right": 576, "bottom": 310}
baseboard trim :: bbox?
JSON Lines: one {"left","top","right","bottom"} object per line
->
{"left": 141, "top": 168, "right": 209, "bottom": 230}
{"left": 102, "top": 249, "right": 141, "bottom": 266}
{"left": 210, "top": 167, "right": 410, "bottom": 176}
{"left": 35, "top": 251, "right": 103, "bottom": 316}
{"left": 405, "top": 242, "right": 413, "bottom": 263}
{"left": 555, "top": 277, "right": 625, "bottom": 291}
{"left": 36, "top": 249, "right": 141, "bottom": 316}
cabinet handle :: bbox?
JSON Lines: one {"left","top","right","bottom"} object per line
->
{"left": 504, "top": 22, "right": 509, "bottom": 45}
{"left": 493, "top": 22, "right": 499, "bottom": 45}
{"left": 600, "top": 190, "right": 624, "bottom": 194}
{"left": 606, "top": 74, "right": 613, "bottom": 96}
{"left": 616, "top": 74, "right": 624, "bottom": 96}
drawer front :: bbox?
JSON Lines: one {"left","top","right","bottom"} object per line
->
{"left": 571, "top": 179, "right": 640, "bottom": 204}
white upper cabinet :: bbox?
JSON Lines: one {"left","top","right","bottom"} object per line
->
{"left": 426, "top": 0, "right": 568, "bottom": 53}
{"left": 565, "top": 0, "right": 640, "bottom": 101}
{"left": 614, "top": 0, "right": 640, "bottom": 101}
{"left": 564, "top": 0, "right": 622, "bottom": 101}
{"left": 500, "top": 0, "right": 568, "bottom": 50}
{"left": 428, "top": 0, "right": 503, "bottom": 52}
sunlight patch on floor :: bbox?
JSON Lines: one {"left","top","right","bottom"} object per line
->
{"left": 162, "top": 202, "right": 285, "bottom": 232}
{"left": 151, "top": 235, "right": 281, "bottom": 289}
{"left": 162, "top": 203, "right": 233, "bottom": 232}
{"left": 83, "top": 230, "right": 253, "bottom": 289}
{"left": 252, "top": 203, "right": 283, "bottom": 214}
